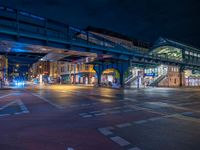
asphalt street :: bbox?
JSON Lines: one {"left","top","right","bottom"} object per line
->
{"left": 0, "top": 85, "right": 200, "bottom": 150}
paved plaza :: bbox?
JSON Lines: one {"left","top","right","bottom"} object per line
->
{"left": 0, "top": 85, "right": 200, "bottom": 150}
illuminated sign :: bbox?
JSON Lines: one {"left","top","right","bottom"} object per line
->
{"left": 144, "top": 73, "right": 156, "bottom": 77}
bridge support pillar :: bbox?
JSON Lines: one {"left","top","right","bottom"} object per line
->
{"left": 120, "top": 72, "right": 124, "bottom": 88}
{"left": 179, "top": 67, "right": 185, "bottom": 87}
{"left": 179, "top": 66, "right": 185, "bottom": 87}
{"left": 93, "top": 64, "right": 103, "bottom": 87}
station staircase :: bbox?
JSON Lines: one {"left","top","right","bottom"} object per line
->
{"left": 124, "top": 73, "right": 137, "bottom": 87}
{"left": 149, "top": 74, "right": 167, "bottom": 87}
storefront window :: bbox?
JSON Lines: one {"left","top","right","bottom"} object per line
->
{"left": 85, "top": 65, "right": 89, "bottom": 70}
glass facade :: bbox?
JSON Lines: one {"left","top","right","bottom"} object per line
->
{"left": 151, "top": 46, "right": 183, "bottom": 61}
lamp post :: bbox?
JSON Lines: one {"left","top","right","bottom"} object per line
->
{"left": 73, "top": 63, "right": 76, "bottom": 84}
{"left": 39, "top": 65, "right": 43, "bottom": 84}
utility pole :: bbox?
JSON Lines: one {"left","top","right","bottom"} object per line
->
{"left": 73, "top": 63, "right": 76, "bottom": 84}
{"left": 137, "top": 71, "right": 140, "bottom": 89}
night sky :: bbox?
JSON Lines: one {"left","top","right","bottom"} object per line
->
{"left": 1, "top": 0, "right": 200, "bottom": 48}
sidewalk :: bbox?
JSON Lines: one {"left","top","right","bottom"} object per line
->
{"left": 0, "top": 87, "right": 12, "bottom": 90}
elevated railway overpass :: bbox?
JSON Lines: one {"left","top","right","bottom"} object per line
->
{"left": 1, "top": 5, "right": 200, "bottom": 86}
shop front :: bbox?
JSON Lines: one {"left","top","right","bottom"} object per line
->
{"left": 70, "top": 72, "right": 97, "bottom": 85}
{"left": 184, "top": 70, "right": 200, "bottom": 86}
{"left": 101, "top": 69, "right": 120, "bottom": 87}
{"left": 144, "top": 65, "right": 168, "bottom": 86}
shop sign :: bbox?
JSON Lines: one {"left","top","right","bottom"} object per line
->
{"left": 144, "top": 73, "right": 155, "bottom": 77}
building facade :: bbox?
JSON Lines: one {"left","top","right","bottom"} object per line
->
{"left": 30, "top": 60, "right": 97, "bottom": 85}
{"left": 0, "top": 55, "right": 8, "bottom": 82}
{"left": 58, "top": 62, "right": 97, "bottom": 84}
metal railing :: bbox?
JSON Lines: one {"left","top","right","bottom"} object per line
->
{"left": 149, "top": 74, "right": 167, "bottom": 86}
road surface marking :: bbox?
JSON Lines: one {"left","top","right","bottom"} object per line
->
{"left": 98, "top": 128, "right": 113, "bottom": 136}
{"left": 128, "top": 147, "right": 141, "bottom": 150}
{"left": 172, "top": 114, "right": 200, "bottom": 123}
{"left": 32, "top": 93, "right": 64, "bottom": 109}
{"left": 70, "top": 104, "right": 79, "bottom": 108}
{"left": 0, "top": 114, "right": 10, "bottom": 117}
{"left": 116, "top": 123, "right": 132, "bottom": 128}
{"left": 17, "top": 99, "right": 29, "bottom": 113}
{"left": 79, "top": 113, "right": 88, "bottom": 116}
{"left": 134, "top": 120, "right": 148, "bottom": 124}
{"left": 0, "top": 100, "right": 17, "bottom": 111}
{"left": 79, "top": 104, "right": 139, "bottom": 118}
{"left": 110, "top": 136, "right": 130, "bottom": 146}
{"left": 80, "top": 104, "right": 90, "bottom": 107}
{"left": 113, "top": 106, "right": 121, "bottom": 109}
{"left": 102, "top": 108, "right": 113, "bottom": 111}
{"left": 178, "top": 101, "right": 200, "bottom": 106}
{"left": 124, "top": 98, "right": 136, "bottom": 101}
{"left": 123, "top": 109, "right": 133, "bottom": 112}
{"left": 90, "top": 110, "right": 101, "bottom": 114}
{"left": 15, "top": 112, "right": 26, "bottom": 115}
{"left": 148, "top": 117, "right": 162, "bottom": 121}
{"left": 0, "top": 99, "right": 29, "bottom": 116}
{"left": 181, "top": 112, "right": 193, "bottom": 115}
{"left": 94, "top": 112, "right": 106, "bottom": 116}
{"left": 82, "top": 115, "right": 92, "bottom": 118}
{"left": 109, "top": 110, "right": 121, "bottom": 114}
{"left": 0, "top": 93, "right": 13, "bottom": 99}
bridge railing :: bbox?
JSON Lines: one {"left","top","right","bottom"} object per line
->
{"left": 0, "top": 6, "right": 67, "bottom": 40}
{"left": 132, "top": 52, "right": 200, "bottom": 67}
{"left": 0, "top": 5, "right": 144, "bottom": 54}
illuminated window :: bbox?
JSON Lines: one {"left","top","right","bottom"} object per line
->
{"left": 85, "top": 65, "right": 89, "bottom": 70}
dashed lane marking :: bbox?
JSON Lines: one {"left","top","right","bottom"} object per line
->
{"left": 82, "top": 114, "right": 92, "bottom": 118}
{"left": 90, "top": 110, "right": 101, "bottom": 114}
{"left": 123, "top": 109, "right": 133, "bottom": 112}
{"left": 145, "top": 102, "right": 200, "bottom": 113}
{"left": 79, "top": 104, "right": 140, "bottom": 118}
{"left": 109, "top": 110, "right": 121, "bottom": 114}
{"left": 98, "top": 127, "right": 113, "bottom": 136}
{"left": 98, "top": 111, "right": 199, "bottom": 150}
{"left": 148, "top": 117, "right": 163, "bottom": 121}
{"left": 178, "top": 101, "right": 200, "bottom": 106}
{"left": 181, "top": 112, "right": 193, "bottom": 115}
{"left": 134, "top": 120, "right": 148, "bottom": 124}
{"left": 124, "top": 98, "right": 136, "bottom": 102}
{"left": 32, "top": 93, "right": 64, "bottom": 109}
{"left": 94, "top": 112, "right": 107, "bottom": 116}
{"left": 79, "top": 100, "right": 174, "bottom": 119}
{"left": 128, "top": 147, "right": 141, "bottom": 150}
{"left": 110, "top": 136, "right": 130, "bottom": 146}
{"left": 116, "top": 123, "right": 132, "bottom": 128}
